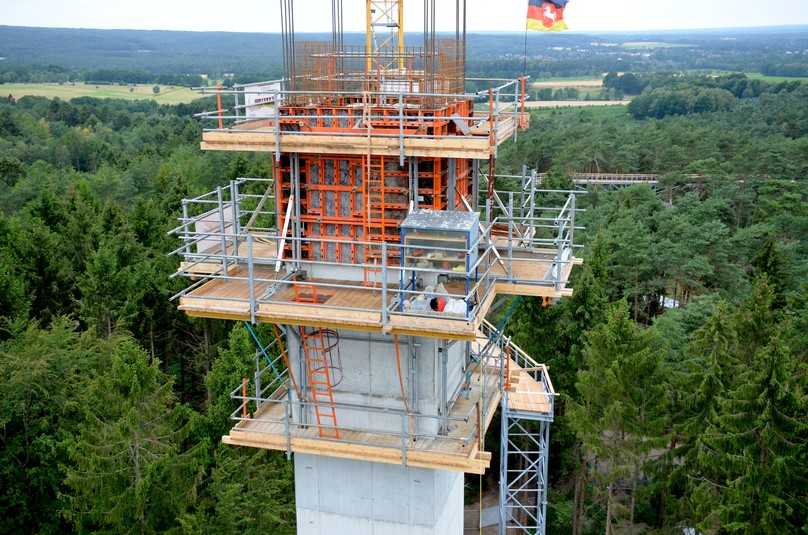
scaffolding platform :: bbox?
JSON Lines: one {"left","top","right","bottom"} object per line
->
{"left": 177, "top": 4, "right": 566, "bottom": 530}
{"left": 223, "top": 341, "right": 553, "bottom": 474}
{"left": 169, "top": 177, "right": 581, "bottom": 340}
{"left": 197, "top": 74, "right": 529, "bottom": 160}
{"left": 176, "top": 250, "right": 577, "bottom": 339}
{"left": 223, "top": 371, "right": 500, "bottom": 474}
{"left": 200, "top": 118, "right": 522, "bottom": 160}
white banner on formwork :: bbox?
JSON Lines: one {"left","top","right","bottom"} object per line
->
{"left": 196, "top": 204, "right": 235, "bottom": 254}
{"left": 243, "top": 81, "right": 282, "bottom": 119}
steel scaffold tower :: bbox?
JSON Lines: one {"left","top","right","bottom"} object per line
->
{"left": 500, "top": 397, "right": 553, "bottom": 534}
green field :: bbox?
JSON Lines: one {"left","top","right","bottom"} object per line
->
{"left": 531, "top": 77, "right": 602, "bottom": 89}
{"left": 692, "top": 70, "right": 808, "bottom": 84}
{"left": 1, "top": 82, "right": 200, "bottom": 103}
{"left": 621, "top": 41, "right": 693, "bottom": 49}
{"left": 744, "top": 72, "right": 808, "bottom": 83}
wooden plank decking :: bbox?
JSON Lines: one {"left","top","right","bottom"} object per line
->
{"left": 177, "top": 255, "right": 579, "bottom": 334}
{"left": 472, "top": 333, "right": 553, "bottom": 417}
{"left": 180, "top": 274, "right": 487, "bottom": 340}
{"left": 222, "top": 364, "right": 502, "bottom": 474}
{"left": 199, "top": 114, "right": 521, "bottom": 159}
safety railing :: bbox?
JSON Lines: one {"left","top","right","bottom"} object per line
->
{"left": 220, "top": 281, "right": 555, "bottom": 460}
{"left": 228, "top": 336, "right": 503, "bottom": 462}
{"left": 194, "top": 75, "right": 528, "bottom": 160}
{"left": 170, "top": 227, "right": 499, "bottom": 327}
{"left": 168, "top": 179, "right": 580, "bottom": 326}
{"left": 479, "top": 167, "right": 585, "bottom": 291}
{"left": 481, "top": 319, "right": 556, "bottom": 420}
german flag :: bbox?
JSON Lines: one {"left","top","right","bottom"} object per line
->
{"left": 527, "top": 0, "right": 569, "bottom": 32}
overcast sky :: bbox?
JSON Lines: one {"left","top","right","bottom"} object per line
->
{"left": 3, "top": 0, "right": 808, "bottom": 33}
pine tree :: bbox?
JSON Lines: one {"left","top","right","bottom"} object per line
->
{"left": 183, "top": 445, "right": 295, "bottom": 535}
{"left": 677, "top": 302, "right": 737, "bottom": 456}
{"left": 62, "top": 337, "right": 206, "bottom": 534}
{"left": 666, "top": 302, "right": 737, "bottom": 523}
{"left": 691, "top": 334, "right": 808, "bottom": 534}
{"left": 751, "top": 238, "right": 791, "bottom": 310}
{"left": 0, "top": 319, "right": 103, "bottom": 533}
{"left": 569, "top": 300, "right": 668, "bottom": 532}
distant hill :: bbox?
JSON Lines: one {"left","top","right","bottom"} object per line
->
{"left": 0, "top": 26, "right": 287, "bottom": 74}
{"left": 1, "top": 24, "right": 807, "bottom": 80}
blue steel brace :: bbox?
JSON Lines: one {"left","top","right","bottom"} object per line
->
{"left": 243, "top": 322, "right": 282, "bottom": 377}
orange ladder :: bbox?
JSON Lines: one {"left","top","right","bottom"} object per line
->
{"left": 300, "top": 328, "right": 340, "bottom": 439}
{"left": 365, "top": 154, "right": 386, "bottom": 244}
{"left": 363, "top": 152, "right": 386, "bottom": 286}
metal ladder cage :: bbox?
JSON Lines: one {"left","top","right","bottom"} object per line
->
{"left": 301, "top": 328, "right": 344, "bottom": 388}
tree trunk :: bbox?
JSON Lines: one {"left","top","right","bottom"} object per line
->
{"left": 572, "top": 459, "right": 587, "bottom": 535}
{"left": 131, "top": 431, "right": 146, "bottom": 535}
{"left": 605, "top": 484, "right": 613, "bottom": 535}
{"left": 149, "top": 323, "right": 155, "bottom": 362}
{"left": 629, "top": 463, "right": 638, "bottom": 528}
{"left": 657, "top": 436, "right": 677, "bottom": 528}
{"left": 204, "top": 319, "right": 212, "bottom": 406}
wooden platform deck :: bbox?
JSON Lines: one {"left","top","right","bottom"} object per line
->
{"left": 179, "top": 239, "right": 278, "bottom": 278}
{"left": 199, "top": 115, "right": 520, "bottom": 159}
{"left": 177, "top": 251, "right": 579, "bottom": 336}
{"left": 222, "top": 364, "right": 502, "bottom": 474}
{"left": 507, "top": 360, "right": 552, "bottom": 414}
{"left": 180, "top": 274, "right": 489, "bottom": 340}
{"left": 472, "top": 333, "right": 553, "bottom": 416}
{"left": 223, "top": 345, "right": 551, "bottom": 470}
{"left": 491, "top": 250, "right": 581, "bottom": 298}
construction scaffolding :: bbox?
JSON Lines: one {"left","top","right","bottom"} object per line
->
{"left": 167, "top": 2, "right": 579, "bottom": 533}
{"left": 168, "top": 171, "right": 575, "bottom": 533}
{"left": 168, "top": 176, "right": 580, "bottom": 328}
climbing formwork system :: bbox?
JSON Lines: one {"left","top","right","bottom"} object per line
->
{"left": 170, "top": 2, "right": 580, "bottom": 534}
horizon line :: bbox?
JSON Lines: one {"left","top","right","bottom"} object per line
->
{"left": 2, "top": 23, "right": 808, "bottom": 35}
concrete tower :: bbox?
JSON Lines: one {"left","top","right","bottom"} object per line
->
{"left": 169, "top": 2, "right": 579, "bottom": 532}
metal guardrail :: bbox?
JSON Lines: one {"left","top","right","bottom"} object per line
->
{"left": 227, "top": 316, "right": 510, "bottom": 460}
{"left": 225, "top": 314, "right": 554, "bottom": 459}
{"left": 194, "top": 76, "right": 528, "bottom": 161}
{"left": 167, "top": 179, "right": 579, "bottom": 327}
{"left": 481, "top": 319, "right": 556, "bottom": 420}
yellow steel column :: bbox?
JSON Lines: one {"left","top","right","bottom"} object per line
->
{"left": 366, "top": 0, "right": 373, "bottom": 74}
{"left": 398, "top": 0, "right": 405, "bottom": 70}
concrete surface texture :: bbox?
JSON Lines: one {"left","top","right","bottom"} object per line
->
{"left": 294, "top": 453, "right": 464, "bottom": 535}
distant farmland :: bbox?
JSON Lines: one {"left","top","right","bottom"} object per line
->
{"left": 531, "top": 78, "right": 603, "bottom": 90}
{"left": 1, "top": 82, "right": 200, "bottom": 104}
{"left": 524, "top": 99, "right": 629, "bottom": 109}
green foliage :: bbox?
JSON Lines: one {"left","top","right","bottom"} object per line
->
{"left": 684, "top": 283, "right": 808, "bottom": 533}
{"left": 501, "top": 85, "right": 808, "bottom": 179}
{"left": 204, "top": 324, "right": 259, "bottom": 439}
{"left": 604, "top": 72, "right": 647, "bottom": 95}
{"left": 184, "top": 446, "right": 295, "bottom": 535}
{"left": 0, "top": 49, "right": 806, "bottom": 534}
{"left": 629, "top": 87, "right": 736, "bottom": 119}
{"left": 568, "top": 300, "right": 668, "bottom": 530}
{"left": 571, "top": 300, "right": 667, "bottom": 464}
{"left": 62, "top": 337, "right": 207, "bottom": 534}
{"left": 0, "top": 94, "right": 296, "bottom": 534}
{"left": 0, "top": 320, "right": 103, "bottom": 534}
